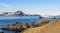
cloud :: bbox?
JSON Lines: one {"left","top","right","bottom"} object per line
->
{"left": 0, "top": 3, "right": 11, "bottom": 7}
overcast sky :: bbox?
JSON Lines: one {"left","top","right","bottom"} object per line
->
{"left": 0, "top": 0, "right": 60, "bottom": 16}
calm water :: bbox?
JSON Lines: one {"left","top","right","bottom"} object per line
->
{"left": 0, "top": 16, "right": 40, "bottom": 33}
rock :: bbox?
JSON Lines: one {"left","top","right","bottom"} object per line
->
{"left": 22, "top": 23, "right": 29, "bottom": 30}
{"left": 2, "top": 22, "right": 23, "bottom": 31}
{"left": 2, "top": 24, "right": 15, "bottom": 30}
{"left": 1, "top": 19, "right": 50, "bottom": 32}
{"left": 34, "top": 19, "right": 50, "bottom": 27}
{"left": 15, "top": 11, "right": 24, "bottom": 16}
{"left": 28, "top": 23, "right": 34, "bottom": 28}
{"left": 15, "top": 22, "right": 23, "bottom": 31}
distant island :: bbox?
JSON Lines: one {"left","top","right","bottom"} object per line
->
{"left": 0, "top": 11, "right": 41, "bottom": 16}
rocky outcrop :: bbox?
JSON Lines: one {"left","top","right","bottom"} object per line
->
{"left": 1, "top": 19, "right": 50, "bottom": 32}
{"left": 2, "top": 22, "right": 23, "bottom": 32}
{"left": 28, "top": 23, "right": 34, "bottom": 28}
{"left": 33, "top": 19, "right": 50, "bottom": 27}
{"left": 15, "top": 11, "right": 24, "bottom": 16}
{"left": 22, "top": 23, "right": 29, "bottom": 30}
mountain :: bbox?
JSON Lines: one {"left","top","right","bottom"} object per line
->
{"left": 0, "top": 11, "right": 42, "bottom": 16}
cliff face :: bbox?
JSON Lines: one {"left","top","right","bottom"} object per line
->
{"left": 22, "top": 18, "right": 60, "bottom": 33}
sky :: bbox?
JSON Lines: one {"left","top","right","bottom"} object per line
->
{"left": 0, "top": 0, "right": 60, "bottom": 16}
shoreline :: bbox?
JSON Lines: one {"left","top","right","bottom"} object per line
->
{"left": 1, "top": 19, "right": 50, "bottom": 32}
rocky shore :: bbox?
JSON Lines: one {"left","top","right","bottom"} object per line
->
{"left": 1, "top": 19, "right": 50, "bottom": 32}
{"left": 21, "top": 18, "right": 60, "bottom": 33}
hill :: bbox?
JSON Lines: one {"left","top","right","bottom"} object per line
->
{"left": 22, "top": 18, "right": 60, "bottom": 33}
